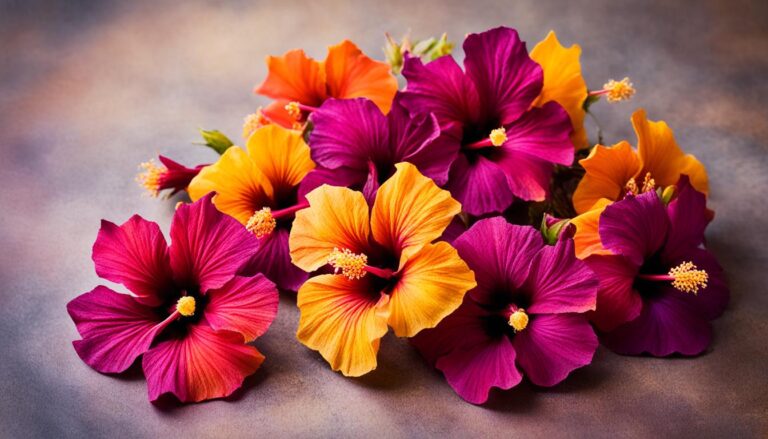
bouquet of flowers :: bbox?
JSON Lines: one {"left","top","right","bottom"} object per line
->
{"left": 67, "top": 26, "right": 729, "bottom": 404}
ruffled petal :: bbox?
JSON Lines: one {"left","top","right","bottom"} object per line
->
{"left": 289, "top": 185, "right": 371, "bottom": 272}
{"left": 92, "top": 215, "right": 173, "bottom": 306}
{"left": 296, "top": 274, "right": 390, "bottom": 377}
{"left": 254, "top": 49, "right": 326, "bottom": 105}
{"left": 169, "top": 194, "right": 261, "bottom": 292}
{"left": 633, "top": 109, "right": 708, "bottom": 193}
{"left": 371, "top": 162, "right": 460, "bottom": 253}
{"left": 324, "top": 40, "right": 398, "bottom": 112}
{"left": 525, "top": 238, "right": 598, "bottom": 314}
{"left": 308, "top": 98, "right": 389, "bottom": 171}
{"left": 598, "top": 191, "right": 668, "bottom": 267}
{"left": 497, "top": 102, "right": 574, "bottom": 166}
{"left": 463, "top": 27, "right": 542, "bottom": 124}
{"left": 436, "top": 335, "right": 522, "bottom": 404}
{"left": 571, "top": 198, "right": 613, "bottom": 259}
{"left": 601, "top": 291, "right": 713, "bottom": 357}
{"left": 530, "top": 31, "right": 589, "bottom": 149}
{"left": 513, "top": 314, "right": 597, "bottom": 387}
{"left": 188, "top": 146, "right": 274, "bottom": 224}
{"left": 453, "top": 218, "right": 543, "bottom": 304}
{"left": 493, "top": 148, "right": 554, "bottom": 202}
{"left": 585, "top": 254, "right": 643, "bottom": 331}
{"left": 387, "top": 242, "right": 476, "bottom": 337}
{"left": 67, "top": 286, "right": 169, "bottom": 373}
{"left": 297, "top": 166, "right": 363, "bottom": 199}
{"left": 143, "top": 324, "right": 265, "bottom": 402}
{"left": 205, "top": 274, "right": 279, "bottom": 342}
{"left": 242, "top": 228, "right": 308, "bottom": 292}
{"left": 446, "top": 154, "right": 514, "bottom": 216}
{"left": 401, "top": 55, "right": 482, "bottom": 127}
{"left": 246, "top": 125, "right": 314, "bottom": 197}
{"left": 572, "top": 141, "right": 642, "bottom": 214}
{"left": 261, "top": 100, "right": 297, "bottom": 129}
{"left": 663, "top": 175, "right": 710, "bottom": 261}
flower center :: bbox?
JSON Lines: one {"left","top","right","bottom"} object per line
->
{"left": 507, "top": 308, "right": 529, "bottom": 332}
{"left": 176, "top": 296, "right": 196, "bottom": 317}
{"left": 465, "top": 126, "right": 507, "bottom": 150}
{"left": 327, "top": 247, "right": 396, "bottom": 281}
{"left": 625, "top": 172, "right": 656, "bottom": 196}
{"left": 638, "top": 261, "right": 709, "bottom": 295}
{"left": 246, "top": 208, "right": 277, "bottom": 238}
{"left": 589, "top": 77, "right": 636, "bottom": 103}
{"left": 136, "top": 160, "right": 167, "bottom": 197}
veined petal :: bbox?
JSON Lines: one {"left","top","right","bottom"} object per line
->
{"left": 513, "top": 314, "right": 597, "bottom": 387}
{"left": 246, "top": 125, "right": 315, "bottom": 197}
{"left": 254, "top": 49, "right": 326, "bottom": 105}
{"left": 598, "top": 191, "right": 668, "bottom": 267}
{"left": 530, "top": 31, "right": 589, "bottom": 150}
{"left": 169, "top": 194, "right": 261, "bottom": 292}
{"left": 585, "top": 254, "right": 643, "bottom": 331}
{"left": 143, "top": 325, "right": 265, "bottom": 403}
{"left": 289, "top": 185, "right": 371, "bottom": 272}
{"left": 188, "top": 146, "right": 274, "bottom": 224}
{"left": 463, "top": 27, "right": 543, "bottom": 124}
{"left": 92, "top": 215, "right": 173, "bottom": 306}
{"left": 241, "top": 228, "right": 308, "bottom": 292}
{"left": 663, "top": 175, "right": 710, "bottom": 262}
{"left": 573, "top": 142, "right": 642, "bottom": 214}
{"left": 68, "top": 286, "right": 169, "bottom": 373}
{"left": 261, "top": 100, "right": 298, "bottom": 129}
{"left": 371, "top": 162, "right": 460, "bottom": 253}
{"left": 205, "top": 274, "right": 279, "bottom": 342}
{"left": 494, "top": 148, "right": 554, "bottom": 202}
{"left": 525, "top": 238, "right": 598, "bottom": 314}
{"left": 633, "top": 109, "right": 708, "bottom": 193}
{"left": 571, "top": 198, "right": 613, "bottom": 259}
{"left": 446, "top": 154, "right": 514, "bottom": 216}
{"left": 324, "top": 40, "right": 398, "bottom": 113}
{"left": 296, "top": 274, "right": 390, "bottom": 377}
{"left": 387, "top": 241, "right": 476, "bottom": 337}
{"left": 496, "top": 102, "right": 574, "bottom": 166}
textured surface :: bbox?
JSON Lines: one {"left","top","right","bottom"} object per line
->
{"left": 1, "top": 0, "right": 767, "bottom": 437}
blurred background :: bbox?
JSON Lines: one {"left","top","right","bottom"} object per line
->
{"left": 1, "top": 0, "right": 767, "bottom": 437}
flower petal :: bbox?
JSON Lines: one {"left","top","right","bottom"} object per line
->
{"left": 143, "top": 324, "right": 265, "bottom": 402}
{"left": 445, "top": 154, "right": 514, "bottom": 216}
{"left": 571, "top": 198, "right": 613, "bottom": 259}
{"left": 254, "top": 49, "right": 326, "bottom": 105}
{"left": 633, "top": 109, "right": 708, "bottom": 193}
{"left": 463, "top": 27, "right": 542, "bottom": 124}
{"left": 436, "top": 335, "right": 522, "bottom": 404}
{"left": 663, "top": 175, "right": 710, "bottom": 261}
{"left": 371, "top": 162, "right": 460, "bottom": 253}
{"left": 67, "top": 286, "right": 169, "bottom": 373}
{"left": 296, "top": 274, "right": 390, "bottom": 377}
{"left": 169, "top": 194, "right": 261, "bottom": 292}
{"left": 242, "top": 228, "right": 308, "bottom": 292}
{"left": 453, "top": 218, "right": 543, "bottom": 305}
{"left": 493, "top": 148, "right": 554, "bottom": 202}
{"left": 530, "top": 31, "right": 589, "bottom": 149}
{"left": 324, "top": 40, "right": 398, "bottom": 112}
{"left": 572, "top": 141, "right": 642, "bottom": 214}
{"left": 525, "top": 238, "right": 598, "bottom": 314}
{"left": 261, "top": 100, "right": 297, "bottom": 129}
{"left": 387, "top": 241, "right": 476, "bottom": 337}
{"left": 205, "top": 274, "right": 279, "bottom": 342}
{"left": 598, "top": 191, "right": 668, "bottom": 267}
{"left": 585, "top": 254, "right": 643, "bottom": 331}
{"left": 289, "top": 185, "right": 371, "bottom": 272}
{"left": 662, "top": 248, "right": 729, "bottom": 321}
{"left": 188, "top": 146, "right": 274, "bottom": 224}
{"left": 246, "top": 125, "right": 315, "bottom": 197}
{"left": 297, "top": 166, "right": 363, "bottom": 199}
{"left": 496, "top": 101, "right": 574, "bottom": 166}
{"left": 513, "top": 314, "right": 597, "bottom": 387}
{"left": 92, "top": 215, "right": 173, "bottom": 306}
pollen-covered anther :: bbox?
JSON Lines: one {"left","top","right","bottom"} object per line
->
{"left": 603, "top": 77, "right": 636, "bottom": 103}
{"left": 242, "top": 108, "right": 270, "bottom": 139}
{"left": 176, "top": 296, "right": 196, "bottom": 317}
{"left": 489, "top": 127, "right": 507, "bottom": 147}
{"left": 246, "top": 207, "right": 277, "bottom": 238}
{"left": 508, "top": 309, "right": 529, "bottom": 332}
{"left": 136, "top": 159, "right": 167, "bottom": 197}
{"left": 328, "top": 247, "right": 368, "bottom": 280}
{"left": 285, "top": 101, "right": 302, "bottom": 120}
{"left": 625, "top": 177, "right": 639, "bottom": 195}
{"left": 669, "top": 261, "right": 709, "bottom": 294}
{"left": 641, "top": 172, "right": 656, "bottom": 193}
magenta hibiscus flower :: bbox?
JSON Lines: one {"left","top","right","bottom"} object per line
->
{"left": 302, "top": 94, "right": 456, "bottom": 202}
{"left": 401, "top": 27, "right": 574, "bottom": 216}
{"left": 413, "top": 217, "right": 598, "bottom": 404}
{"left": 586, "top": 176, "right": 729, "bottom": 356}
{"left": 67, "top": 194, "right": 279, "bottom": 403}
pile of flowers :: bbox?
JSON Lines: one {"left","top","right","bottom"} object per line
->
{"left": 69, "top": 26, "right": 729, "bottom": 404}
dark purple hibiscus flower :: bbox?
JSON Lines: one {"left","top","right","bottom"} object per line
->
{"left": 401, "top": 27, "right": 574, "bottom": 216}
{"left": 301, "top": 94, "right": 457, "bottom": 202}
{"left": 413, "top": 217, "right": 598, "bottom": 404}
{"left": 586, "top": 176, "right": 729, "bottom": 356}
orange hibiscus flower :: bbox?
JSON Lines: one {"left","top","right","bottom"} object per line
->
{"left": 571, "top": 109, "right": 708, "bottom": 258}
{"left": 288, "top": 163, "right": 476, "bottom": 376}
{"left": 253, "top": 40, "right": 398, "bottom": 130}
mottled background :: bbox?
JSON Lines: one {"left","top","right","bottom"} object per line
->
{"left": 1, "top": 0, "right": 767, "bottom": 437}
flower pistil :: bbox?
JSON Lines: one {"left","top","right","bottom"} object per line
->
{"left": 176, "top": 296, "right": 196, "bottom": 317}
{"left": 327, "top": 247, "right": 396, "bottom": 280}
{"left": 507, "top": 308, "right": 529, "bottom": 332}
{"left": 136, "top": 160, "right": 167, "bottom": 197}
{"left": 638, "top": 261, "right": 709, "bottom": 295}
{"left": 465, "top": 126, "right": 507, "bottom": 150}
